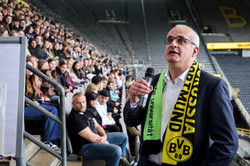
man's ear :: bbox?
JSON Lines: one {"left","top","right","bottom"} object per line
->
{"left": 192, "top": 46, "right": 199, "bottom": 57}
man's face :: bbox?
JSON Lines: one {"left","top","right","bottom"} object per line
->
{"left": 165, "top": 26, "right": 199, "bottom": 68}
{"left": 19, "top": 20, "right": 26, "bottom": 28}
{"left": 72, "top": 95, "right": 86, "bottom": 113}
{"left": 35, "top": 36, "right": 41, "bottom": 45}
{"left": 98, "top": 95, "right": 109, "bottom": 105}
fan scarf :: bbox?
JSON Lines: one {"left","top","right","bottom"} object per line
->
{"left": 143, "top": 60, "right": 200, "bottom": 165}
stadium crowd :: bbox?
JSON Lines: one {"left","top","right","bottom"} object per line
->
{"left": 0, "top": 0, "right": 138, "bottom": 165}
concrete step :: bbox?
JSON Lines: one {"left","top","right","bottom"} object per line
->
{"left": 67, "top": 160, "right": 82, "bottom": 166}
{"left": 28, "top": 149, "right": 61, "bottom": 166}
{"left": 25, "top": 135, "right": 41, "bottom": 161}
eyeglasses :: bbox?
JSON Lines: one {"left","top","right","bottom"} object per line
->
{"left": 164, "top": 36, "right": 196, "bottom": 47}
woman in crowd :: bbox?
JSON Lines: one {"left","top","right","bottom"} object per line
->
{"left": 2, "top": 14, "right": 12, "bottom": 33}
{"left": 72, "top": 60, "right": 85, "bottom": 80}
{"left": 85, "top": 91, "right": 102, "bottom": 126}
{"left": 47, "top": 58, "right": 57, "bottom": 80}
{"left": 25, "top": 60, "right": 60, "bottom": 150}
{"left": 37, "top": 59, "right": 59, "bottom": 102}
{"left": 66, "top": 58, "right": 88, "bottom": 87}
{"left": 28, "top": 38, "right": 49, "bottom": 60}
{"left": 85, "top": 83, "right": 99, "bottom": 94}
{"left": 56, "top": 59, "right": 73, "bottom": 93}
{"left": 0, "top": 27, "right": 8, "bottom": 36}
{"left": 88, "top": 58, "right": 95, "bottom": 74}
{"left": 9, "top": 30, "right": 18, "bottom": 36}
{"left": 106, "top": 79, "right": 120, "bottom": 102}
{"left": 42, "top": 40, "right": 54, "bottom": 58}
{"left": 25, "top": 25, "right": 34, "bottom": 39}
{"left": 53, "top": 42, "right": 65, "bottom": 60}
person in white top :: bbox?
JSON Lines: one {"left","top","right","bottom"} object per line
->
{"left": 95, "top": 89, "right": 120, "bottom": 132}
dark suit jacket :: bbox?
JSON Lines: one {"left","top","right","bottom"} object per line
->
{"left": 123, "top": 70, "right": 238, "bottom": 166}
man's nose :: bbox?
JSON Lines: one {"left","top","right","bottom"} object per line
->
{"left": 170, "top": 38, "right": 178, "bottom": 46}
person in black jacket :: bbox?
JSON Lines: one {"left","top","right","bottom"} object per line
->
{"left": 28, "top": 38, "right": 49, "bottom": 60}
{"left": 124, "top": 24, "right": 238, "bottom": 166}
{"left": 56, "top": 59, "right": 72, "bottom": 93}
{"left": 85, "top": 91, "right": 102, "bottom": 126}
{"left": 53, "top": 42, "right": 66, "bottom": 60}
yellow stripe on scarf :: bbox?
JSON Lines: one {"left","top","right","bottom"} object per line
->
{"left": 162, "top": 60, "right": 200, "bottom": 165}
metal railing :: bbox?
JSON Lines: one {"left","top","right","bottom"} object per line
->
{"left": 24, "top": 64, "right": 67, "bottom": 166}
{"left": 237, "top": 128, "right": 250, "bottom": 139}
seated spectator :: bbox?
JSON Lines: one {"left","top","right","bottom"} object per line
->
{"left": 106, "top": 79, "right": 120, "bottom": 101}
{"left": 85, "top": 83, "right": 99, "bottom": 94}
{"left": 56, "top": 59, "right": 73, "bottom": 93}
{"left": 102, "top": 76, "right": 108, "bottom": 89}
{"left": 11, "top": 16, "right": 19, "bottom": 30}
{"left": 37, "top": 59, "right": 59, "bottom": 102}
{"left": 83, "top": 58, "right": 91, "bottom": 75}
{"left": 19, "top": 19, "right": 26, "bottom": 30}
{"left": 95, "top": 89, "right": 120, "bottom": 132}
{"left": 67, "top": 93, "right": 128, "bottom": 166}
{"left": 53, "top": 42, "right": 66, "bottom": 60}
{"left": 26, "top": 55, "right": 38, "bottom": 69}
{"left": 125, "top": 75, "right": 134, "bottom": 90}
{"left": 85, "top": 91, "right": 102, "bottom": 126}
{"left": 91, "top": 76, "right": 103, "bottom": 92}
{"left": 17, "top": 29, "right": 25, "bottom": 36}
{"left": 43, "top": 30, "right": 50, "bottom": 42}
{"left": 63, "top": 60, "right": 78, "bottom": 90}
{"left": 35, "top": 35, "right": 43, "bottom": 47}
{"left": 116, "top": 71, "right": 124, "bottom": 91}
{"left": 34, "top": 25, "right": 41, "bottom": 36}
{"left": 47, "top": 58, "right": 57, "bottom": 79}
{"left": 67, "top": 58, "right": 87, "bottom": 86}
{"left": 0, "top": 27, "right": 9, "bottom": 36}
{"left": 63, "top": 43, "right": 71, "bottom": 59}
{"left": 28, "top": 38, "right": 49, "bottom": 60}
{"left": 72, "top": 60, "right": 85, "bottom": 80}
{"left": 9, "top": 30, "right": 18, "bottom": 36}
{"left": 42, "top": 40, "right": 54, "bottom": 59}
{"left": 2, "top": 14, "right": 12, "bottom": 33}
{"left": 94, "top": 60, "right": 103, "bottom": 76}
{"left": 105, "top": 79, "right": 121, "bottom": 125}
{"left": 25, "top": 60, "right": 60, "bottom": 150}
{"left": 88, "top": 58, "right": 95, "bottom": 73}
{"left": 25, "top": 25, "right": 34, "bottom": 39}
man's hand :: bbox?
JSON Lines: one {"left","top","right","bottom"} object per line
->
{"left": 129, "top": 79, "right": 153, "bottom": 106}
{"left": 98, "top": 136, "right": 108, "bottom": 144}
{"left": 107, "top": 112, "right": 113, "bottom": 119}
{"left": 113, "top": 107, "right": 118, "bottom": 113}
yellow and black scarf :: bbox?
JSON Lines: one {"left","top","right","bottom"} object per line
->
{"left": 143, "top": 60, "right": 200, "bottom": 165}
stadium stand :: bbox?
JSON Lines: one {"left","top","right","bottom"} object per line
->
{"left": 1, "top": 0, "right": 250, "bottom": 165}
{"left": 215, "top": 54, "right": 250, "bottom": 114}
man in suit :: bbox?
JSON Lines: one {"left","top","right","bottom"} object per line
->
{"left": 123, "top": 24, "right": 238, "bottom": 166}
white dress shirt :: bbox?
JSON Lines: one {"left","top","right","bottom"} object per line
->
{"left": 147, "top": 68, "right": 190, "bottom": 164}
{"left": 95, "top": 101, "right": 116, "bottom": 125}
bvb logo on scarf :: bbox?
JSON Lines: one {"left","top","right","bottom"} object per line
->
{"left": 162, "top": 60, "right": 200, "bottom": 165}
{"left": 143, "top": 60, "right": 200, "bottom": 166}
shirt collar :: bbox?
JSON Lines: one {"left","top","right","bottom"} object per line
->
{"left": 163, "top": 67, "right": 190, "bottom": 84}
